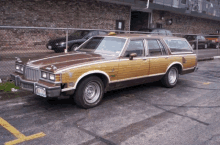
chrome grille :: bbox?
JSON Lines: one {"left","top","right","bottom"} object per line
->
{"left": 24, "top": 67, "right": 40, "bottom": 81}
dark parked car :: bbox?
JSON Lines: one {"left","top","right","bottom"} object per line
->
{"left": 183, "top": 35, "right": 210, "bottom": 49}
{"left": 205, "top": 34, "right": 220, "bottom": 49}
{"left": 46, "top": 30, "right": 108, "bottom": 53}
{"left": 138, "top": 28, "right": 173, "bottom": 36}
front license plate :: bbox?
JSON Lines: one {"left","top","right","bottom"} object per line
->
{"left": 48, "top": 45, "right": 52, "bottom": 49}
{"left": 212, "top": 40, "right": 215, "bottom": 43}
{"left": 36, "top": 87, "right": 46, "bottom": 97}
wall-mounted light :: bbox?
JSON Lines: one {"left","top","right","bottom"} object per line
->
{"left": 166, "top": 19, "right": 173, "bottom": 25}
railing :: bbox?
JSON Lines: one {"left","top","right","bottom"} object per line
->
{"left": 0, "top": 25, "right": 219, "bottom": 80}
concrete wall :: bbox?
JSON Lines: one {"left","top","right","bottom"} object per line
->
{"left": 0, "top": 0, "right": 130, "bottom": 51}
{"left": 152, "top": 10, "right": 220, "bottom": 34}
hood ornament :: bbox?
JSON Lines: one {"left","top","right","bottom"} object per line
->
{"left": 51, "top": 65, "right": 57, "bottom": 70}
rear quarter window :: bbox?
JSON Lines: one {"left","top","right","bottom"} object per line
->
{"left": 164, "top": 39, "right": 193, "bottom": 53}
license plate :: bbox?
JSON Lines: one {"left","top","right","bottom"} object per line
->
{"left": 48, "top": 45, "right": 52, "bottom": 49}
{"left": 36, "top": 87, "right": 46, "bottom": 97}
{"left": 212, "top": 40, "right": 215, "bottom": 43}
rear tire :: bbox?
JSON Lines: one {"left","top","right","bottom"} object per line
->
{"left": 161, "top": 66, "right": 179, "bottom": 88}
{"left": 74, "top": 76, "right": 104, "bottom": 109}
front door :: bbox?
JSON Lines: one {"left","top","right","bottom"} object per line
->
{"left": 118, "top": 39, "right": 150, "bottom": 81}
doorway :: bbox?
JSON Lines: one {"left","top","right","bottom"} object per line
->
{"left": 130, "top": 11, "right": 150, "bottom": 31}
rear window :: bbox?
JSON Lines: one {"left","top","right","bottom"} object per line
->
{"left": 164, "top": 39, "right": 192, "bottom": 53}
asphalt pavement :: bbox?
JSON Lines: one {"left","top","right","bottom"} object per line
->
{"left": 1, "top": 59, "right": 220, "bottom": 145}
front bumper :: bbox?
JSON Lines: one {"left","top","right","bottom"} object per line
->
{"left": 11, "top": 73, "right": 61, "bottom": 98}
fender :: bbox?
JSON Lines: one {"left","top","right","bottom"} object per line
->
{"left": 73, "top": 70, "right": 110, "bottom": 89}
{"left": 166, "top": 62, "right": 183, "bottom": 74}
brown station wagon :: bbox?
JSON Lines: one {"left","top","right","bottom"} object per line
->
{"left": 11, "top": 33, "right": 197, "bottom": 108}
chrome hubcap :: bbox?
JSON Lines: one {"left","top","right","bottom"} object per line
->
{"left": 168, "top": 68, "right": 177, "bottom": 84}
{"left": 84, "top": 81, "right": 101, "bottom": 104}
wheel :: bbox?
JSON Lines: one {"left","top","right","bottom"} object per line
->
{"left": 161, "top": 66, "right": 179, "bottom": 88}
{"left": 69, "top": 44, "right": 79, "bottom": 52}
{"left": 216, "top": 43, "right": 219, "bottom": 49}
{"left": 204, "top": 44, "right": 208, "bottom": 49}
{"left": 74, "top": 76, "right": 104, "bottom": 109}
{"left": 191, "top": 44, "right": 195, "bottom": 50}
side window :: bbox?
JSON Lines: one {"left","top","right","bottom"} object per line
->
{"left": 159, "top": 30, "right": 166, "bottom": 35}
{"left": 166, "top": 30, "right": 173, "bottom": 36}
{"left": 197, "top": 36, "right": 201, "bottom": 40}
{"left": 124, "top": 40, "right": 144, "bottom": 57}
{"left": 165, "top": 39, "right": 192, "bottom": 52}
{"left": 157, "top": 40, "right": 167, "bottom": 55}
{"left": 152, "top": 29, "right": 159, "bottom": 35}
{"left": 147, "top": 40, "right": 162, "bottom": 56}
{"left": 201, "top": 36, "right": 206, "bottom": 40}
{"left": 99, "top": 31, "right": 107, "bottom": 35}
{"left": 92, "top": 31, "right": 98, "bottom": 36}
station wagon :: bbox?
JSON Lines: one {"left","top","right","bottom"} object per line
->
{"left": 11, "top": 33, "right": 197, "bottom": 108}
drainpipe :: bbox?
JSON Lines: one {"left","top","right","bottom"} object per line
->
{"left": 145, "top": 0, "right": 150, "bottom": 9}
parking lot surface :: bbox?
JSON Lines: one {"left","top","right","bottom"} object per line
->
{"left": 1, "top": 59, "right": 220, "bottom": 145}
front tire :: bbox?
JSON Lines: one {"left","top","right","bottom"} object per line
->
{"left": 161, "top": 66, "right": 179, "bottom": 88}
{"left": 74, "top": 76, "right": 104, "bottom": 109}
{"left": 69, "top": 44, "right": 79, "bottom": 52}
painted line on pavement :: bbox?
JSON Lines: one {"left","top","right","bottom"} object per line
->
{"left": 0, "top": 117, "right": 46, "bottom": 145}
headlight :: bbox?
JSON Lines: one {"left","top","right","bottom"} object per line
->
{"left": 49, "top": 74, "right": 55, "bottom": 80}
{"left": 59, "top": 42, "right": 66, "bottom": 46}
{"left": 15, "top": 64, "right": 24, "bottom": 74}
{"left": 42, "top": 72, "right": 47, "bottom": 78}
{"left": 20, "top": 66, "right": 24, "bottom": 71}
{"left": 15, "top": 65, "right": 20, "bottom": 70}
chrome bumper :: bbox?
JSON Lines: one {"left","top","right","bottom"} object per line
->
{"left": 11, "top": 74, "right": 61, "bottom": 98}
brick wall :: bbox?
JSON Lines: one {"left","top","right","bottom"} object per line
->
{"left": 0, "top": 0, "right": 130, "bottom": 51}
{"left": 152, "top": 10, "right": 220, "bottom": 34}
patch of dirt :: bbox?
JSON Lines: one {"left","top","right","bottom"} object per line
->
{"left": 0, "top": 90, "right": 33, "bottom": 101}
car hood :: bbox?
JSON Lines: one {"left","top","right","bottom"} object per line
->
{"left": 20, "top": 52, "right": 118, "bottom": 73}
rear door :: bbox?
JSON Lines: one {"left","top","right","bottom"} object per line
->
{"left": 146, "top": 39, "right": 170, "bottom": 75}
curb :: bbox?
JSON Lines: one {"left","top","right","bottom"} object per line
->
{"left": 197, "top": 57, "right": 214, "bottom": 61}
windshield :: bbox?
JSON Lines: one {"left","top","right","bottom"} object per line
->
{"left": 77, "top": 37, "right": 126, "bottom": 55}
{"left": 69, "top": 30, "right": 90, "bottom": 39}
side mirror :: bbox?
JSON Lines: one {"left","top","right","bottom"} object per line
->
{"left": 129, "top": 53, "right": 137, "bottom": 60}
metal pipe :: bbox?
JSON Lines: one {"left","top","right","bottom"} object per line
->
{"left": 196, "top": 36, "right": 199, "bottom": 57}
{"left": 65, "top": 29, "right": 68, "bottom": 53}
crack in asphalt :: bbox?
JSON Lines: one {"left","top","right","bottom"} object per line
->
{"left": 75, "top": 124, "right": 117, "bottom": 145}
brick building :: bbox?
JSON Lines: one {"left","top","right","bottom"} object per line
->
{"left": 0, "top": 0, "right": 220, "bottom": 50}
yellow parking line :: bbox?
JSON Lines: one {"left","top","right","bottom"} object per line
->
{"left": 179, "top": 78, "right": 211, "bottom": 85}
{"left": 0, "top": 117, "right": 46, "bottom": 145}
